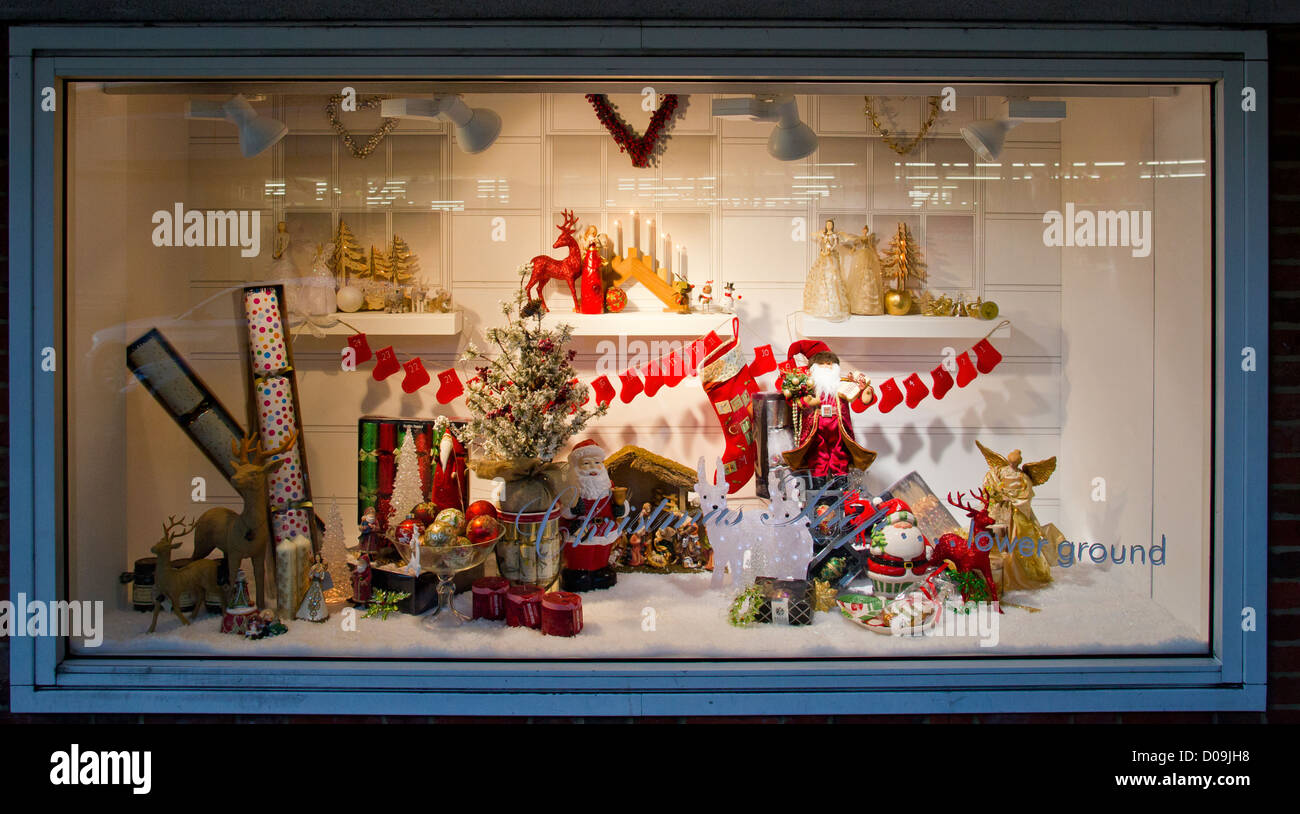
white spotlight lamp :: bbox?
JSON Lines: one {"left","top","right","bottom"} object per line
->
{"left": 381, "top": 96, "right": 503, "bottom": 154}
{"left": 961, "top": 99, "right": 1066, "bottom": 161}
{"left": 711, "top": 94, "right": 818, "bottom": 161}
{"left": 185, "top": 94, "right": 288, "bottom": 158}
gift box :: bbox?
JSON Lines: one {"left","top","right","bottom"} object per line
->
{"left": 370, "top": 565, "right": 440, "bottom": 615}
{"left": 472, "top": 576, "right": 510, "bottom": 621}
{"left": 541, "top": 591, "right": 584, "bottom": 636}
{"left": 505, "top": 585, "right": 544, "bottom": 628}
{"left": 753, "top": 577, "right": 814, "bottom": 626}
{"left": 357, "top": 417, "right": 469, "bottom": 527}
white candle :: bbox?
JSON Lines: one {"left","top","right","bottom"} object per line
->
{"left": 648, "top": 219, "right": 657, "bottom": 275}
{"left": 676, "top": 245, "right": 685, "bottom": 281}
{"left": 663, "top": 233, "right": 673, "bottom": 277}
{"left": 614, "top": 220, "right": 623, "bottom": 257}
{"left": 631, "top": 211, "right": 639, "bottom": 253}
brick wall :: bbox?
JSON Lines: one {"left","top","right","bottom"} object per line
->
{"left": 0, "top": 23, "right": 1293, "bottom": 723}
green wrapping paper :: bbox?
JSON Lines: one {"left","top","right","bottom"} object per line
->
{"left": 359, "top": 421, "right": 379, "bottom": 510}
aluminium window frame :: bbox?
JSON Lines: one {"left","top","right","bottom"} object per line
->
{"left": 7, "top": 22, "right": 1268, "bottom": 715}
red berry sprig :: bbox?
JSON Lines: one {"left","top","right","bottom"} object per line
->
{"left": 585, "top": 93, "right": 681, "bottom": 168}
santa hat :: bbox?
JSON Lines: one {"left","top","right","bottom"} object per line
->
{"left": 872, "top": 497, "right": 916, "bottom": 528}
{"left": 569, "top": 439, "right": 606, "bottom": 464}
{"left": 786, "top": 340, "right": 830, "bottom": 368}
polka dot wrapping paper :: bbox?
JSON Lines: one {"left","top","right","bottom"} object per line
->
{"left": 255, "top": 375, "right": 306, "bottom": 510}
{"left": 244, "top": 287, "right": 290, "bottom": 376}
{"left": 272, "top": 509, "right": 313, "bottom": 544}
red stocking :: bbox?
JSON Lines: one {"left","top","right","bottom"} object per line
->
{"left": 661, "top": 350, "right": 687, "bottom": 388}
{"left": 642, "top": 360, "right": 665, "bottom": 398}
{"left": 930, "top": 363, "right": 955, "bottom": 400}
{"left": 619, "top": 369, "right": 643, "bottom": 403}
{"left": 955, "top": 351, "right": 978, "bottom": 388}
{"left": 435, "top": 368, "right": 464, "bottom": 404}
{"left": 972, "top": 338, "right": 1003, "bottom": 374}
{"left": 347, "top": 332, "right": 373, "bottom": 365}
{"left": 902, "top": 372, "right": 929, "bottom": 409}
{"left": 401, "top": 357, "right": 431, "bottom": 394}
{"left": 372, "top": 346, "right": 400, "bottom": 381}
{"left": 699, "top": 319, "right": 757, "bottom": 494}
{"left": 749, "top": 344, "right": 777, "bottom": 378}
{"left": 591, "top": 375, "right": 616, "bottom": 408}
{"left": 876, "top": 377, "right": 904, "bottom": 413}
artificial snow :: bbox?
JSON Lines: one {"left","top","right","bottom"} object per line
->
{"left": 84, "top": 564, "right": 1203, "bottom": 659}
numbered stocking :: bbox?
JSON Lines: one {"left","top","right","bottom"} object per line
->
{"left": 699, "top": 319, "right": 757, "bottom": 494}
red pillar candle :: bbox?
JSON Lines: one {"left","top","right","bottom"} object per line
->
{"left": 505, "top": 585, "right": 544, "bottom": 629}
{"left": 541, "top": 591, "right": 584, "bottom": 637}
{"left": 472, "top": 576, "right": 510, "bottom": 621}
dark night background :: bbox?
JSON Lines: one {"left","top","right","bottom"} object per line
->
{"left": 0, "top": 1, "right": 1294, "bottom": 724}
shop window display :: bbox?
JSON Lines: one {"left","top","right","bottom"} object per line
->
{"left": 63, "top": 82, "right": 1213, "bottom": 661}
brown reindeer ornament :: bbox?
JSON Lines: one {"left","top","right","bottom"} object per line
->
{"left": 148, "top": 516, "right": 226, "bottom": 633}
{"left": 524, "top": 209, "right": 582, "bottom": 312}
{"left": 191, "top": 429, "right": 298, "bottom": 611}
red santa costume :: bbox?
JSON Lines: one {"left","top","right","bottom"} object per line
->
{"left": 431, "top": 427, "right": 468, "bottom": 513}
{"left": 780, "top": 342, "right": 877, "bottom": 477}
{"left": 560, "top": 440, "right": 627, "bottom": 592}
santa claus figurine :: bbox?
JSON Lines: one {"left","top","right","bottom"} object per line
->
{"left": 560, "top": 440, "right": 629, "bottom": 592}
{"left": 861, "top": 498, "right": 936, "bottom": 597}
{"left": 780, "top": 340, "right": 877, "bottom": 487}
{"left": 431, "top": 423, "right": 468, "bottom": 513}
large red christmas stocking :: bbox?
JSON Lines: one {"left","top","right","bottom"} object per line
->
{"left": 699, "top": 318, "right": 757, "bottom": 494}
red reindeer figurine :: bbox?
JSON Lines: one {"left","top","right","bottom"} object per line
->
{"left": 524, "top": 209, "right": 583, "bottom": 312}
{"left": 935, "top": 489, "right": 1001, "bottom": 605}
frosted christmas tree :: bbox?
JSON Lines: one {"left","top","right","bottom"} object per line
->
{"left": 388, "top": 428, "right": 424, "bottom": 534}
{"left": 321, "top": 498, "right": 352, "bottom": 603}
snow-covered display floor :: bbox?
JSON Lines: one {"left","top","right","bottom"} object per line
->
{"left": 84, "top": 568, "right": 1204, "bottom": 659}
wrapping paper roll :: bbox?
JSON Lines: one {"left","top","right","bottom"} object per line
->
{"left": 188, "top": 408, "right": 242, "bottom": 477}
{"left": 127, "top": 335, "right": 205, "bottom": 415}
{"left": 378, "top": 422, "right": 397, "bottom": 453}
{"left": 244, "top": 288, "right": 290, "bottom": 376}
{"left": 255, "top": 376, "right": 306, "bottom": 509}
{"left": 378, "top": 453, "right": 396, "bottom": 494}
{"left": 273, "top": 509, "right": 313, "bottom": 545}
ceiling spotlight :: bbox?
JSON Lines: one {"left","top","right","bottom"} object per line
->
{"left": 961, "top": 99, "right": 1066, "bottom": 161}
{"left": 711, "top": 94, "right": 818, "bottom": 161}
{"left": 185, "top": 94, "right": 288, "bottom": 158}
{"left": 382, "top": 96, "right": 503, "bottom": 154}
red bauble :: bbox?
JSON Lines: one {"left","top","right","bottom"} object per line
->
{"left": 466, "top": 500, "right": 498, "bottom": 521}
{"left": 413, "top": 502, "right": 438, "bottom": 526}
{"left": 467, "top": 514, "right": 502, "bottom": 543}
{"left": 394, "top": 515, "right": 425, "bottom": 549}
{"left": 606, "top": 287, "right": 628, "bottom": 313}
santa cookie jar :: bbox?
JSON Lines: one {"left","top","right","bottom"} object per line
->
{"left": 861, "top": 498, "right": 936, "bottom": 597}
{"left": 560, "top": 440, "right": 628, "bottom": 592}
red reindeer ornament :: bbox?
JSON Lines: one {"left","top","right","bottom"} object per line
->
{"left": 525, "top": 210, "right": 583, "bottom": 312}
{"left": 935, "top": 489, "right": 1001, "bottom": 606}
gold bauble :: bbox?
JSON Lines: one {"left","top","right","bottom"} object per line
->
{"left": 884, "top": 289, "right": 913, "bottom": 316}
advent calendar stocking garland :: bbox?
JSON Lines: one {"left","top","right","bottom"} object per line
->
{"left": 338, "top": 322, "right": 464, "bottom": 404}
{"left": 586, "top": 93, "right": 683, "bottom": 168}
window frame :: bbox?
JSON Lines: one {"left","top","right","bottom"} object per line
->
{"left": 7, "top": 22, "right": 1268, "bottom": 715}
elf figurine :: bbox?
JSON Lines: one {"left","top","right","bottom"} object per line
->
{"left": 560, "top": 440, "right": 629, "bottom": 592}
{"left": 780, "top": 340, "right": 877, "bottom": 490}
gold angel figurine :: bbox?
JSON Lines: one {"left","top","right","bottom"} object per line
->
{"left": 975, "top": 440, "right": 1067, "bottom": 592}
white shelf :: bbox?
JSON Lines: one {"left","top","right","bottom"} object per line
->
{"left": 295, "top": 311, "right": 464, "bottom": 338}
{"left": 797, "top": 314, "right": 1011, "bottom": 340}
{"left": 541, "top": 311, "right": 733, "bottom": 337}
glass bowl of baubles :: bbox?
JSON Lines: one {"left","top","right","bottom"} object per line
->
{"left": 421, "top": 505, "right": 503, "bottom": 624}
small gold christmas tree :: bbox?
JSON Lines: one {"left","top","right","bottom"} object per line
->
{"left": 881, "top": 222, "right": 927, "bottom": 292}
{"left": 369, "top": 245, "right": 393, "bottom": 283}
{"left": 331, "top": 219, "right": 369, "bottom": 285}
{"left": 390, "top": 234, "right": 421, "bottom": 285}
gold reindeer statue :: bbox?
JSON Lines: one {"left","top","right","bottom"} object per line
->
{"left": 191, "top": 429, "right": 298, "bottom": 611}
{"left": 148, "top": 515, "right": 226, "bottom": 633}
